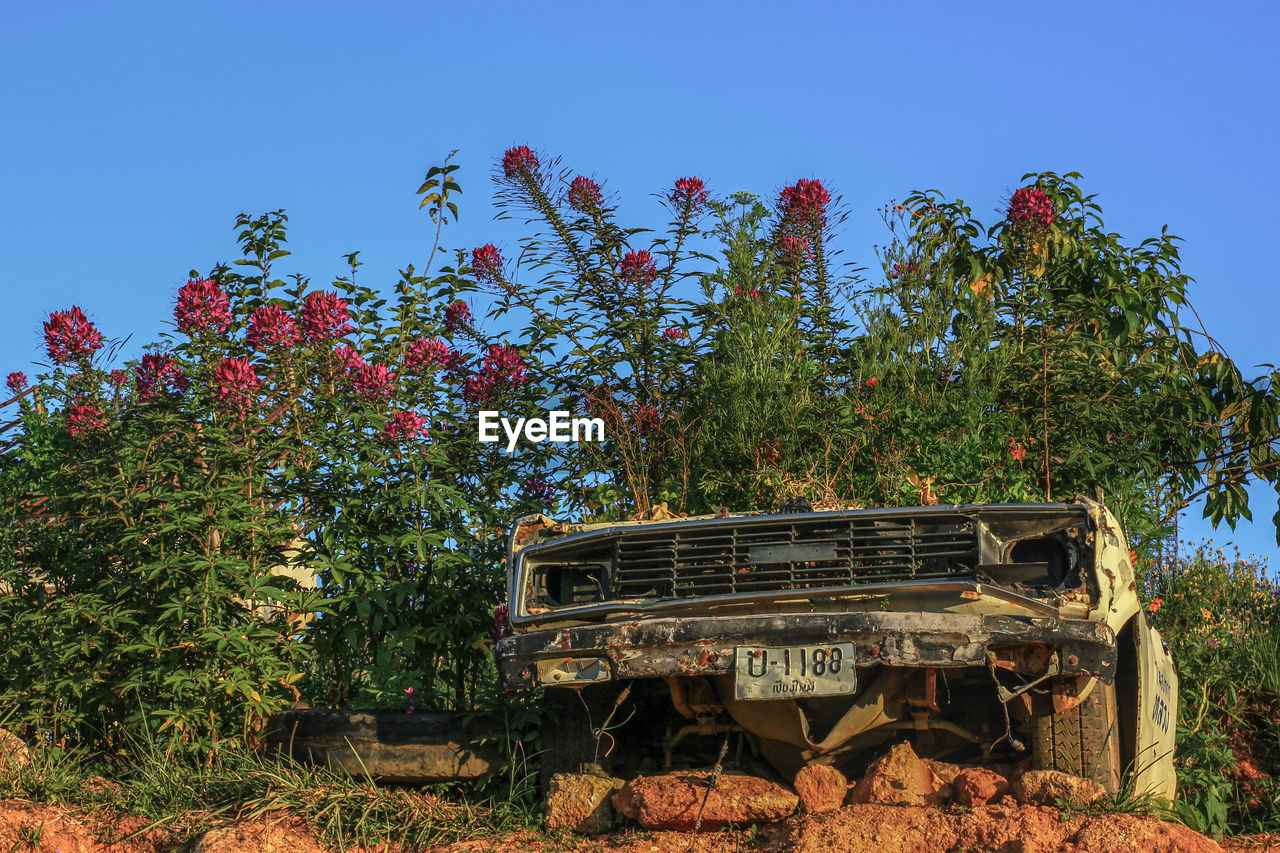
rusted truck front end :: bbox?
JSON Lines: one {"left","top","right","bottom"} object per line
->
{"left": 494, "top": 499, "right": 1177, "bottom": 799}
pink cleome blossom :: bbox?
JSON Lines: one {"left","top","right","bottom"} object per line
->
{"left": 300, "top": 291, "right": 354, "bottom": 342}
{"left": 135, "top": 353, "right": 188, "bottom": 402}
{"left": 669, "top": 176, "right": 709, "bottom": 212}
{"left": 67, "top": 401, "right": 106, "bottom": 439}
{"left": 6, "top": 372, "right": 27, "bottom": 394}
{"left": 44, "top": 306, "right": 105, "bottom": 365}
{"left": 662, "top": 327, "right": 687, "bottom": 340}
{"left": 174, "top": 277, "right": 232, "bottom": 335}
{"left": 334, "top": 345, "right": 366, "bottom": 372}
{"left": 1006, "top": 186, "right": 1056, "bottom": 232}
{"left": 502, "top": 145, "right": 539, "bottom": 179}
{"left": 619, "top": 250, "right": 658, "bottom": 289}
{"left": 444, "top": 300, "right": 472, "bottom": 333}
{"left": 214, "top": 357, "right": 260, "bottom": 406}
{"left": 523, "top": 477, "right": 555, "bottom": 505}
{"left": 777, "top": 234, "right": 813, "bottom": 262}
{"left": 404, "top": 336, "right": 455, "bottom": 373}
{"left": 471, "top": 245, "right": 503, "bottom": 284}
{"left": 634, "top": 404, "right": 662, "bottom": 432}
{"left": 245, "top": 304, "right": 300, "bottom": 351}
{"left": 778, "top": 178, "right": 831, "bottom": 229}
{"left": 353, "top": 362, "right": 397, "bottom": 401}
{"left": 382, "top": 409, "right": 429, "bottom": 442}
{"left": 464, "top": 343, "right": 528, "bottom": 403}
{"left": 568, "top": 175, "right": 603, "bottom": 212}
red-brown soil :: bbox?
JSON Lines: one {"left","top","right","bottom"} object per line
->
{"left": 7, "top": 797, "right": 1278, "bottom": 853}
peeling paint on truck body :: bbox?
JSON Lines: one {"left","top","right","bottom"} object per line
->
{"left": 495, "top": 497, "right": 1177, "bottom": 800}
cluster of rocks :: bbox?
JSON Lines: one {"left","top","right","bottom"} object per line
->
{"left": 546, "top": 741, "right": 1107, "bottom": 834}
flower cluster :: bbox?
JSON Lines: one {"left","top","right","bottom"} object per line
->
{"left": 334, "top": 345, "right": 365, "bottom": 372}
{"left": 777, "top": 234, "right": 812, "bottom": 263}
{"left": 523, "top": 477, "right": 555, "bottom": 505}
{"left": 732, "top": 285, "right": 761, "bottom": 299}
{"left": 778, "top": 178, "right": 831, "bottom": 229}
{"left": 890, "top": 262, "right": 921, "bottom": 279}
{"left": 44, "top": 306, "right": 105, "bottom": 365}
{"left": 1006, "top": 187, "right": 1055, "bottom": 232}
{"left": 353, "top": 363, "right": 397, "bottom": 401}
{"left": 135, "top": 353, "right": 188, "bottom": 402}
{"left": 568, "top": 175, "right": 603, "bottom": 212}
{"left": 214, "top": 357, "right": 260, "bottom": 406}
{"left": 662, "top": 327, "right": 687, "bottom": 341}
{"left": 6, "top": 372, "right": 27, "bottom": 395}
{"left": 619, "top": 249, "right": 658, "bottom": 289}
{"left": 444, "top": 300, "right": 472, "bottom": 333}
{"left": 1148, "top": 597, "right": 1164, "bottom": 613}
{"left": 174, "top": 278, "right": 232, "bottom": 335}
{"left": 245, "top": 304, "right": 300, "bottom": 351}
{"left": 381, "top": 409, "right": 429, "bottom": 442}
{"left": 634, "top": 404, "right": 662, "bottom": 432}
{"left": 670, "top": 176, "right": 708, "bottom": 212}
{"left": 502, "top": 145, "right": 539, "bottom": 179}
{"left": 66, "top": 401, "right": 106, "bottom": 439}
{"left": 300, "top": 291, "right": 354, "bottom": 342}
{"left": 404, "top": 336, "right": 457, "bottom": 373}
{"left": 464, "top": 344, "right": 528, "bottom": 402}
{"left": 471, "top": 245, "right": 503, "bottom": 284}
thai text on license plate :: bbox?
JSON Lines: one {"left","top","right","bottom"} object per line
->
{"left": 733, "top": 643, "right": 856, "bottom": 700}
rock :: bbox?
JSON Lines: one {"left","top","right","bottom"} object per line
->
{"left": 793, "top": 764, "right": 848, "bottom": 814}
{"left": 923, "top": 759, "right": 964, "bottom": 785}
{"left": 193, "top": 815, "right": 327, "bottom": 853}
{"left": 545, "top": 772, "right": 623, "bottom": 834}
{"left": 954, "top": 767, "right": 1009, "bottom": 806}
{"left": 1012, "top": 769, "right": 1105, "bottom": 807}
{"left": 847, "top": 742, "right": 948, "bottom": 806}
{"left": 0, "top": 728, "right": 29, "bottom": 771}
{"left": 611, "top": 770, "right": 798, "bottom": 831}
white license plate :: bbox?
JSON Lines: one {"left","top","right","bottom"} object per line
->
{"left": 734, "top": 643, "right": 856, "bottom": 700}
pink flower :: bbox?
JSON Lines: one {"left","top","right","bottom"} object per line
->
{"left": 353, "top": 363, "right": 397, "bottom": 401}
{"left": 109, "top": 369, "right": 128, "bottom": 389}
{"left": 523, "top": 477, "right": 555, "bottom": 505}
{"left": 382, "top": 409, "right": 429, "bottom": 442}
{"left": 67, "top": 401, "right": 106, "bottom": 439}
{"left": 404, "top": 337, "right": 454, "bottom": 373}
{"left": 463, "top": 344, "right": 528, "bottom": 403}
{"left": 493, "top": 603, "right": 511, "bottom": 640}
{"left": 662, "top": 327, "right": 687, "bottom": 341}
{"left": 214, "top": 357, "right": 260, "bottom": 406}
{"left": 777, "top": 234, "right": 812, "bottom": 262}
{"left": 300, "top": 291, "right": 354, "bottom": 342}
{"left": 135, "top": 353, "right": 187, "bottom": 402}
{"left": 502, "top": 145, "right": 539, "bottom": 179}
{"left": 6, "top": 372, "right": 27, "bottom": 394}
{"left": 619, "top": 250, "right": 658, "bottom": 289}
{"left": 471, "top": 245, "right": 503, "bottom": 284}
{"left": 44, "top": 307, "right": 105, "bottom": 365}
{"left": 444, "top": 300, "right": 472, "bottom": 333}
{"left": 1006, "top": 187, "right": 1055, "bottom": 231}
{"left": 245, "top": 304, "right": 300, "bottom": 351}
{"left": 778, "top": 179, "right": 831, "bottom": 229}
{"left": 635, "top": 404, "right": 662, "bottom": 432}
{"left": 670, "top": 176, "right": 708, "bottom": 212}
{"left": 732, "top": 286, "right": 761, "bottom": 300}
{"left": 174, "top": 278, "right": 231, "bottom": 335}
{"left": 568, "top": 176, "right": 603, "bottom": 212}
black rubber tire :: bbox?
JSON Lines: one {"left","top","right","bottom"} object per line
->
{"left": 1029, "top": 680, "right": 1123, "bottom": 793}
{"left": 538, "top": 686, "right": 617, "bottom": 801}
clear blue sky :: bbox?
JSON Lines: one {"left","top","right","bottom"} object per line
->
{"left": 2, "top": 3, "right": 1277, "bottom": 566}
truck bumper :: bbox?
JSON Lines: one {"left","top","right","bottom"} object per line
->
{"left": 495, "top": 610, "right": 1117, "bottom": 689}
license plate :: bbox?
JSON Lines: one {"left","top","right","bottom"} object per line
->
{"left": 734, "top": 643, "right": 856, "bottom": 700}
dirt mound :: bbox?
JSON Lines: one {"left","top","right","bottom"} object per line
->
{"left": 0, "top": 801, "right": 173, "bottom": 852}
{"left": 612, "top": 770, "right": 798, "bottom": 831}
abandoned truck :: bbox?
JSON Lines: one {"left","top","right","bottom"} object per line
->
{"left": 494, "top": 497, "right": 1178, "bottom": 799}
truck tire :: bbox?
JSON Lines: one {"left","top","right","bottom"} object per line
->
{"left": 539, "top": 685, "right": 618, "bottom": 801}
{"left": 1029, "top": 680, "right": 1122, "bottom": 792}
